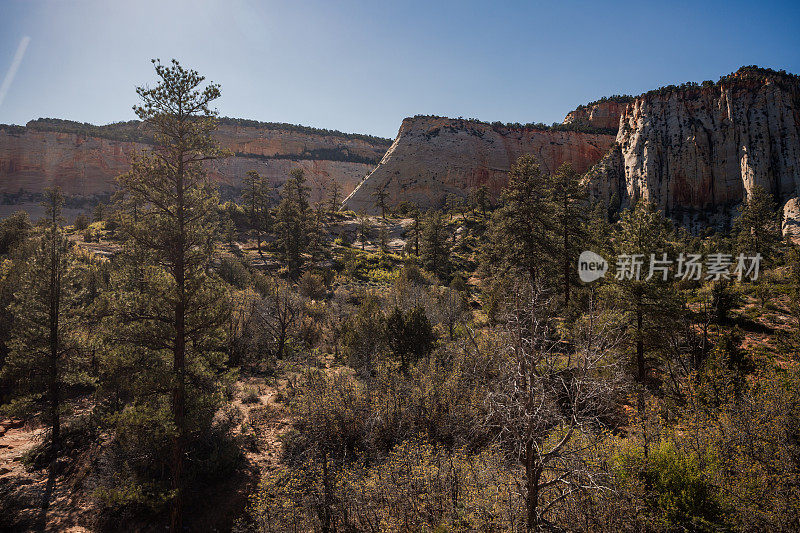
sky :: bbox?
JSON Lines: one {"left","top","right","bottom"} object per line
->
{"left": 1, "top": 0, "right": 799, "bottom": 139}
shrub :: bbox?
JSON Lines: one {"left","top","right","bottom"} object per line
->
{"left": 218, "top": 256, "right": 252, "bottom": 289}
{"left": 615, "top": 440, "right": 725, "bottom": 531}
{"left": 298, "top": 271, "right": 327, "bottom": 300}
{"left": 74, "top": 213, "right": 89, "bottom": 231}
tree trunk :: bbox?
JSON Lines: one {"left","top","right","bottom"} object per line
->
{"left": 563, "top": 199, "right": 570, "bottom": 306}
{"left": 636, "top": 292, "right": 645, "bottom": 383}
{"left": 525, "top": 440, "right": 542, "bottom": 531}
{"left": 171, "top": 161, "right": 187, "bottom": 533}
{"left": 48, "top": 241, "right": 61, "bottom": 462}
{"left": 42, "top": 220, "right": 62, "bottom": 530}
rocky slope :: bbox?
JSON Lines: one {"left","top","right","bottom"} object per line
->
{"left": 343, "top": 116, "right": 616, "bottom": 213}
{"left": 585, "top": 67, "right": 800, "bottom": 227}
{"left": 0, "top": 119, "right": 391, "bottom": 204}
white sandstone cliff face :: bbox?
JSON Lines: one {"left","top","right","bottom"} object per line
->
{"left": 585, "top": 69, "right": 800, "bottom": 226}
{"left": 563, "top": 100, "right": 628, "bottom": 131}
{"left": 343, "top": 116, "right": 616, "bottom": 214}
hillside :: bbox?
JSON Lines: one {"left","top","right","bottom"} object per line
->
{"left": 343, "top": 116, "right": 616, "bottom": 213}
{"left": 0, "top": 118, "right": 392, "bottom": 204}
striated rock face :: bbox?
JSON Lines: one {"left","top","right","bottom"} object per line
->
{"left": 343, "top": 116, "right": 616, "bottom": 213}
{"left": 782, "top": 197, "right": 800, "bottom": 240}
{"left": 585, "top": 68, "right": 800, "bottom": 226}
{"left": 0, "top": 120, "right": 391, "bottom": 203}
{"left": 563, "top": 100, "right": 629, "bottom": 132}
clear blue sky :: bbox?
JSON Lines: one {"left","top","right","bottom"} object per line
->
{"left": 1, "top": 0, "right": 799, "bottom": 139}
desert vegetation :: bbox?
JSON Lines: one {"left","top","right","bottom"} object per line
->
{"left": 1, "top": 60, "right": 800, "bottom": 532}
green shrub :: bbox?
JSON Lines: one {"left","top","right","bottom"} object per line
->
{"left": 218, "top": 256, "right": 252, "bottom": 289}
{"left": 615, "top": 440, "right": 725, "bottom": 531}
{"left": 74, "top": 213, "right": 89, "bottom": 231}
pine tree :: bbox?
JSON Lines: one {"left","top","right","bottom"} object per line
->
{"left": 475, "top": 184, "right": 489, "bottom": 220}
{"left": 276, "top": 168, "right": 312, "bottom": 277}
{"left": 733, "top": 185, "right": 781, "bottom": 263}
{"left": 357, "top": 212, "right": 371, "bottom": 251}
{"left": 111, "top": 60, "right": 231, "bottom": 531}
{"left": 1, "top": 188, "right": 87, "bottom": 494}
{"left": 385, "top": 306, "right": 435, "bottom": 374}
{"left": 0, "top": 211, "right": 32, "bottom": 385}
{"left": 242, "top": 170, "right": 272, "bottom": 254}
{"left": 549, "top": 163, "right": 589, "bottom": 305}
{"left": 420, "top": 210, "right": 451, "bottom": 280}
{"left": 609, "top": 201, "right": 679, "bottom": 384}
{"left": 484, "top": 155, "right": 556, "bottom": 285}
{"left": 328, "top": 179, "right": 343, "bottom": 215}
{"left": 373, "top": 187, "right": 389, "bottom": 219}
{"left": 308, "top": 202, "right": 327, "bottom": 263}
{"left": 410, "top": 209, "right": 421, "bottom": 257}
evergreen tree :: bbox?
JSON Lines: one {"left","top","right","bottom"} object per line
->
{"left": 1, "top": 188, "right": 87, "bottom": 497}
{"left": 308, "top": 202, "right": 327, "bottom": 263}
{"left": 328, "top": 179, "right": 343, "bottom": 215}
{"left": 549, "top": 162, "right": 589, "bottom": 305}
{"left": 484, "top": 155, "right": 555, "bottom": 285}
{"left": 0, "top": 210, "right": 31, "bottom": 256}
{"left": 420, "top": 210, "right": 451, "bottom": 280}
{"left": 242, "top": 170, "right": 272, "bottom": 254}
{"left": 373, "top": 187, "right": 389, "bottom": 219}
{"left": 357, "top": 212, "right": 371, "bottom": 251}
{"left": 276, "top": 168, "right": 312, "bottom": 276}
{"left": 410, "top": 209, "right": 421, "bottom": 257}
{"left": 385, "top": 306, "right": 435, "bottom": 374}
{"left": 92, "top": 202, "right": 105, "bottom": 222}
{"left": 475, "top": 184, "right": 489, "bottom": 220}
{"left": 733, "top": 185, "right": 781, "bottom": 263}
{"left": 609, "top": 201, "right": 679, "bottom": 384}
{"left": 111, "top": 60, "right": 231, "bottom": 531}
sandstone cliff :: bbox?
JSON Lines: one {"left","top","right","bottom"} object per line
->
{"left": 585, "top": 67, "right": 800, "bottom": 228}
{"left": 0, "top": 119, "right": 391, "bottom": 203}
{"left": 562, "top": 98, "right": 631, "bottom": 132}
{"left": 343, "top": 116, "right": 616, "bottom": 213}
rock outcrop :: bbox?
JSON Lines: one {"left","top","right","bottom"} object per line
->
{"left": 343, "top": 116, "right": 616, "bottom": 213}
{"left": 0, "top": 119, "right": 392, "bottom": 203}
{"left": 562, "top": 99, "right": 631, "bottom": 132}
{"left": 585, "top": 67, "right": 800, "bottom": 227}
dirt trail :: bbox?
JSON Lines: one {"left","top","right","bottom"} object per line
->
{"left": 0, "top": 419, "right": 94, "bottom": 531}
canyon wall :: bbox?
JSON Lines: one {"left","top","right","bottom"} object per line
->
{"left": 343, "top": 116, "right": 616, "bottom": 213}
{"left": 0, "top": 119, "right": 391, "bottom": 204}
{"left": 585, "top": 67, "right": 800, "bottom": 227}
{"left": 562, "top": 99, "right": 629, "bottom": 131}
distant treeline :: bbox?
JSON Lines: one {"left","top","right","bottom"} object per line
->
{"left": 413, "top": 115, "right": 618, "bottom": 136}
{"left": 641, "top": 65, "right": 799, "bottom": 98}
{"left": 25, "top": 118, "right": 155, "bottom": 143}
{"left": 7, "top": 117, "right": 392, "bottom": 147}
{"left": 237, "top": 147, "right": 380, "bottom": 165}
{"left": 573, "top": 95, "right": 636, "bottom": 111}
{"left": 217, "top": 117, "right": 392, "bottom": 145}
{"left": 2, "top": 190, "right": 110, "bottom": 208}
{"left": 0, "top": 124, "right": 29, "bottom": 135}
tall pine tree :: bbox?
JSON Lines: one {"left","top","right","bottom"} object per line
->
{"left": 111, "top": 60, "right": 231, "bottom": 531}
{"left": 276, "top": 168, "right": 311, "bottom": 277}
{"left": 549, "top": 162, "right": 589, "bottom": 306}
{"left": 484, "top": 155, "right": 556, "bottom": 286}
